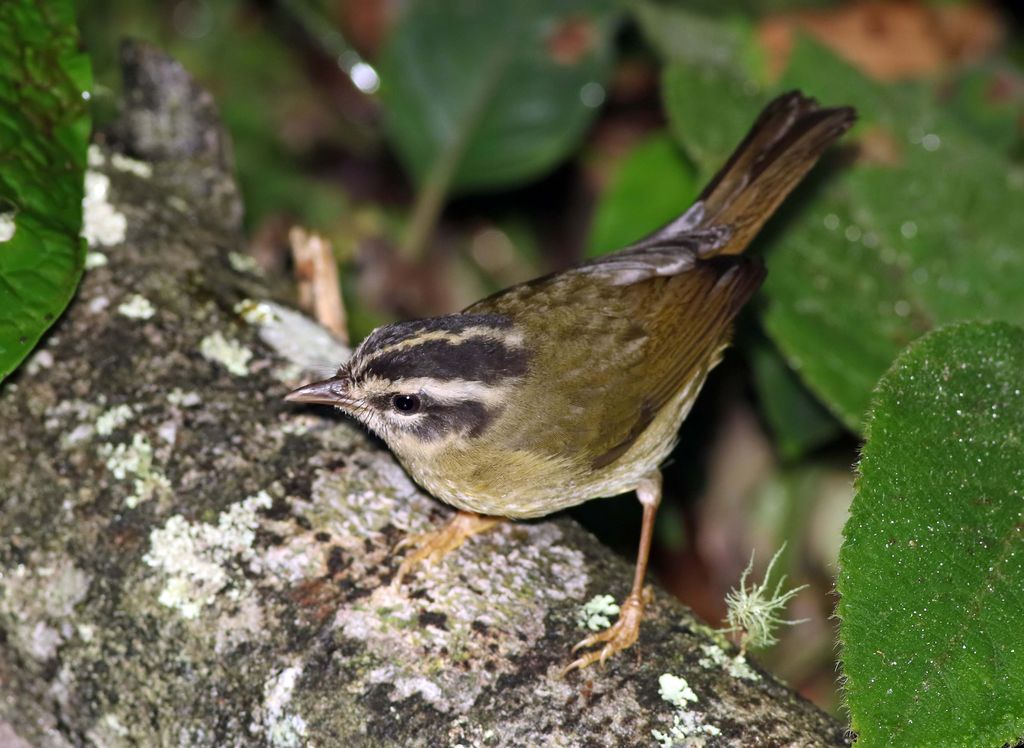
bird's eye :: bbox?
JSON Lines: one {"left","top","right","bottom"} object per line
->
{"left": 391, "top": 394, "right": 420, "bottom": 414}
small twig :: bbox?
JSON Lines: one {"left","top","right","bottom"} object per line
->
{"left": 289, "top": 226, "right": 349, "bottom": 344}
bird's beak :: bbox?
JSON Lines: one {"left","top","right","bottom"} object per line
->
{"left": 284, "top": 376, "right": 351, "bottom": 407}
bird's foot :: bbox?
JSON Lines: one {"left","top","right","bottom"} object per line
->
{"left": 391, "top": 511, "right": 501, "bottom": 589}
{"left": 560, "top": 588, "right": 652, "bottom": 676}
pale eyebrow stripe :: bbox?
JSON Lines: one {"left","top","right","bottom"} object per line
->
{"left": 357, "top": 375, "right": 510, "bottom": 407}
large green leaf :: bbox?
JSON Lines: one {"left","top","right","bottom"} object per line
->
{"left": 377, "top": 0, "right": 620, "bottom": 195}
{"left": 586, "top": 131, "right": 697, "bottom": 258}
{"left": 634, "top": 0, "right": 763, "bottom": 78}
{"left": 662, "top": 34, "right": 1024, "bottom": 429}
{"left": 767, "top": 41, "right": 1024, "bottom": 429}
{"left": 0, "top": 0, "right": 91, "bottom": 384}
{"left": 662, "top": 60, "right": 764, "bottom": 184}
{"left": 838, "top": 321, "right": 1024, "bottom": 747}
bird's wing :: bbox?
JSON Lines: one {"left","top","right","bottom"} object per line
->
{"left": 467, "top": 253, "right": 764, "bottom": 470}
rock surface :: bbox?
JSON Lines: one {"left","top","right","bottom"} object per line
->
{"left": 0, "top": 42, "right": 850, "bottom": 747}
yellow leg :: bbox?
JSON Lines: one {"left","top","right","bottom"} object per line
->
{"left": 391, "top": 510, "right": 503, "bottom": 588}
{"left": 561, "top": 472, "right": 662, "bottom": 675}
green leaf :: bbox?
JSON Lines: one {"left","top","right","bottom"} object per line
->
{"left": 838, "top": 321, "right": 1024, "bottom": 748}
{"left": 662, "top": 61, "right": 766, "bottom": 183}
{"left": 634, "top": 0, "right": 763, "bottom": 79}
{"left": 377, "top": 0, "right": 620, "bottom": 195}
{"left": 942, "top": 64, "right": 1024, "bottom": 157}
{"left": 0, "top": 0, "right": 91, "bottom": 384}
{"left": 663, "top": 33, "right": 1024, "bottom": 429}
{"left": 765, "top": 39, "right": 1024, "bottom": 429}
{"left": 750, "top": 339, "right": 842, "bottom": 460}
{"left": 586, "top": 131, "right": 697, "bottom": 258}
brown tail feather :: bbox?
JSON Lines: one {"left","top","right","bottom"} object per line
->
{"left": 698, "top": 91, "right": 856, "bottom": 255}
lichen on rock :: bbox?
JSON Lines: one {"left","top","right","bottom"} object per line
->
{"left": 0, "top": 41, "right": 850, "bottom": 748}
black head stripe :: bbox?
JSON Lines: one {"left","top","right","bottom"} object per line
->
{"left": 365, "top": 336, "right": 528, "bottom": 384}
{"left": 375, "top": 391, "right": 499, "bottom": 442}
{"left": 410, "top": 400, "right": 498, "bottom": 442}
{"left": 357, "top": 313, "right": 515, "bottom": 358}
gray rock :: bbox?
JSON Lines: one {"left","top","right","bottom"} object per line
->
{"left": 0, "top": 41, "right": 850, "bottom": 748}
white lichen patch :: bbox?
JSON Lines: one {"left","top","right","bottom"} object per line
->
{"left": 658, "top": 673, "right": 698, "bottom": 708}
{"left": 167, "top": 388, "right": 202, "bottom": 408}
{"left": 727, "top": 654, "right": 758, "bottom": 681}
{"left": 261, "top": 531, "right": 329, "bottom": 584}
{"left": 143, "top": 491, "right": 273, "bottom": 619}
{"left": 87, "top": 143, "right": 105, "bottom": 167}
{"left": 652, "top": 710, "right": 723, "bottom": 747}
{"left": 274, "top": 454, "right": 589, "bottom": 713}
{"left": 156, "top": 418, "right": 178, "bottom": 446}
{"left": 237, "top": 299, "right": 349, "bottom": 375}
{"left": 100, "top": 433, "right": 171, "bottom": 508}
{"left": 85, "top": 713, "right": 130, "bottom": 746}
{"left": 334, "top": 519, "right": 587, "bottom": 713}
{"left": 272, "top": 361, "right": 306, "bottom": 384}
{"left": 200, "top": 331, "right": 252, "bottom": 377}
{"left": 576, "top": 594, "right": 620, "bottom": 631}
{"left": 102, "top": 713, "right": 128, "bottom": 737}
{"left": 88, "top": 295, "right": 110, "bottom": 314}
{"left": 229, "top": 251, "right": 262, "bottom": 275}
{"left": 263, "top": 454, "right": 439, "bottom": 586}
{"left": 698, "top": 643, "right": 760, "bottom": 682}
{"left": 0, "top": 213, "right": 15, "bottom": 242}
{"left": 652, "top": 673, "right": 722, "bottom": 747}
{"left": 0, "top": 554, "right": 92, "bottom": 662}
{"left": 250, "top": 665, "right": 308, "bottom": 748}
{"left": 697, "top": 642, "right": 728, "bottom": 670}
{"left": 81, "top": 170, "right": 127, "bottom": 247}
{"left": 96, "top": 404, "right": 135, "bottom": 436}
{"left": 117, "top": 294, "right": 156, "bottom": 320}
{"left": 103, "top": 433, "right": 152, "bottom": 479}
{"left": 214, "top": 595, "right": 267, "bottom": 655}
{"left": 235, "top": 299, "right": 282, "bottom": 325}
{"left": 85, "top": 251, "right": 108, "bottom": 269}
{"left": 110, "top": 152, "right": 153, "bottom": 178}
{"left": 24, "top": 349, "right": 54, "bottom": 376}
{"left": 50, "top": 398, "right": 101, "bottom": 448}
{"left": 306, "top": 452, "right": 436, "bottom": 542}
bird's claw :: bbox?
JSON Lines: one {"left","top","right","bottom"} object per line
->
{"left": 389, "top": 511, "right": 501, "bottom": 590}
{"left": 560, "top": 590, "right": 649, "bottom": 677}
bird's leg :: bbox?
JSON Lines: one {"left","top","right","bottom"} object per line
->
{"left": 391, "top": 510, "right": 503, "bottom": 588}
{"left": 561, "top": 472, "right": 662, "bottom": 675}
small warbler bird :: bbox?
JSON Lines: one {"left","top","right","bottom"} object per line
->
{"left": 287, "top": 91, "right": 855, "bottom": 673}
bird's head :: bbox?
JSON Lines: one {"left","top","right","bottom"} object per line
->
{"left": 285, "top": 314, "right": 529, "bottom": 455}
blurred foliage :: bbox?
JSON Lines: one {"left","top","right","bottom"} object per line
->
{"left": 14, "top": 0, "right": 1024, "bottom": 731}
{"left": 767, "top": 39, "right": 1024, "bottom": 429}
{"left": 378, "top": 0, "right": 620, "bottom": 194}
{"left": 586, "top": 131, "right": 697, "bottom": 256}
{"left": 79, "top": 0, "right": 361, "bottom": 234}
{"left": 839, "top": 321, "right": 1024, "bottom": 747}
{"left": 377, "top": 0, "right": 622, "bottom": 258}
{"left": 0, "top": 0, "right": 91, "bottom": 383}
{"left": 750, "top": 340, "right": 841, "bottom": 460}
{"left": 658, "top": 23, "right": 1024, "bottom": 432}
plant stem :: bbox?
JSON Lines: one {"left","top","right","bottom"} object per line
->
{"left": 399, "top": 40, "right": 514, "bottom": 261}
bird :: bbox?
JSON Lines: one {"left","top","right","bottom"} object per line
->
{"left": 286, "top": 91, "right": 856, "bottom": 674}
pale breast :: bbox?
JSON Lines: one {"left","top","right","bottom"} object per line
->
{"left": 397, "top": 364, "right": 712, "bottom": 519}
